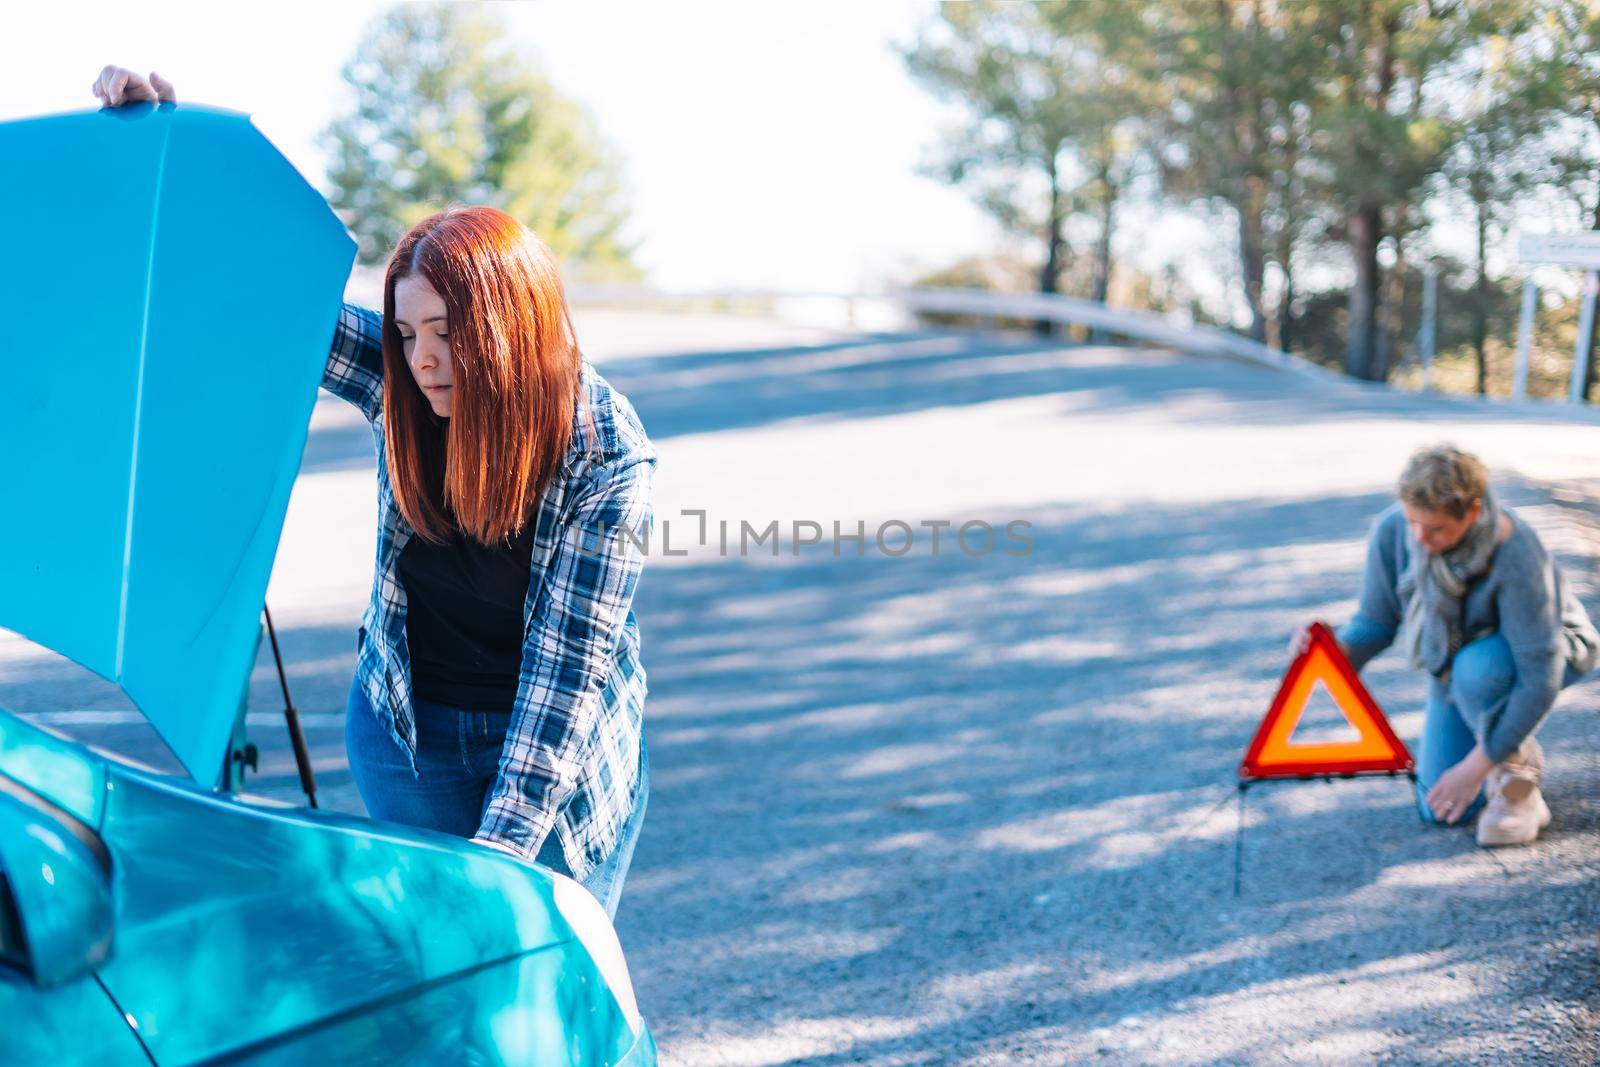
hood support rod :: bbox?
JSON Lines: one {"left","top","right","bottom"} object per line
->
{"left": 261, "top": 605, "right": 318, "bottom": 808}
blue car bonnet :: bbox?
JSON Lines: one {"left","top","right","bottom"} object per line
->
{"left": 0, "top": 103, "right": 356, "bottom": 786}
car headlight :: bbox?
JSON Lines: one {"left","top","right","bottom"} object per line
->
{"left": 548, "top": 871, "right": 642, "bottom": 1028}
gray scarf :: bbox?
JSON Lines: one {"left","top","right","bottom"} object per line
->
{"left": 1398, "top": 491, "right": 1501, "bottom": 680}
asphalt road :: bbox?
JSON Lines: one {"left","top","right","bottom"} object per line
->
{"left": 3, "top": 311, "right": 1599, "bottom": 1065}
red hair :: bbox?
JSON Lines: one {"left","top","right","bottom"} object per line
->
{"left": 381, "top": 206, "right": 591, "bottom": 545}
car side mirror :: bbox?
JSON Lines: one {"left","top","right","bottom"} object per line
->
{"left": 0, "top": 783, "right": 114, "bottom": 988}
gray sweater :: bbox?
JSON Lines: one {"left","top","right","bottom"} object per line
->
{"left": 1337, "top": 502, "right": 1598, "bottom": 763}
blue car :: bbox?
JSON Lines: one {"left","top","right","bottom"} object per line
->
{"left": 0, "top": 103, "right": 655, "bottom": 1065}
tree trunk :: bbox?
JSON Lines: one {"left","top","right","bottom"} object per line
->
{"left": 1038, "top": 151, "right": 1065, "bottom": 337}
{"left": 1342, "top": 9, "right": 1398, "bottom": 382}
{"left": 1270, "top": 210, "right": 1297, "bottom": 351}
{"left": 1091, "top": 159, "right": 1114, "bottom": 306}
{"left": 1472, "top": 195, "right": 1490, "bottom": 396}
{"left": 1345, "top": 204, "right": 1383, "bottom": 381}
{"left": 1277, "top": 269, "right": 1296, "bottom": 352}
{"left": 1217, "top": 0, "right": 1268, "bottom": 344}
{"left": 1237, "top": 178, "right": 1268, "bottom": 343}
{"left": 1374, "top": 219, "right": 1407, "bottom": 382}
{"left": 1270, "top": 133, "right": 1300, "bottom": 353}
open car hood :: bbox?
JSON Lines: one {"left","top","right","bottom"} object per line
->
{"left": 0, "top": 103, "right": 356, "bottom": 787}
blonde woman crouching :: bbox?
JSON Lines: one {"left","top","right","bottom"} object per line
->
{"left": 1303, "top": 445, "right": 1598, "bottom": 845}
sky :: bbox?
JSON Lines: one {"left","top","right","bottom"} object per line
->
{"left": 3, "top": 0, "right": 1025, "bottom": 294}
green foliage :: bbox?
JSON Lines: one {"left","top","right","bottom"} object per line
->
{"left": 320, "top": 2, "right": 638, "bottom": 278}
{"left": 1302, "top": 1, "right": 1472, "bottom": 210}
{"left": 903, "top": 0, "right": 1600, "bottom": 395}
{"left": 902, "top": 1, "right": 1158, "bottom": 298}
{"left": 1152, "top": 1, "right": 1327, "bottom": 342}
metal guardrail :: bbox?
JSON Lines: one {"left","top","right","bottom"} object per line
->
{"left": 566, "top": 284, "right": 1350, "bottom": 385}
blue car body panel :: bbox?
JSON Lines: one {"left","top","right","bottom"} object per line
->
{"left": 97, "top": 760, "right": 634, "bottom": 1065}
{"left": 0, "top": 102, "right": 353, "bottom": 787}
{"left": 0, "top": 711, "right": 651, "bottom": 1064}
{"left": 0, "top": 104, "right": 654, "bottom": 1064}
{"left": 0, "top": 710, "right": 104, "bottom": 828}
{"left": 0, "top": 968, "right": 150, "bottom": 1065}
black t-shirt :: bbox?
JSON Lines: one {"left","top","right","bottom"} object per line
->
{"left": 398, "top": 503, "right": 538, "bottom": 711}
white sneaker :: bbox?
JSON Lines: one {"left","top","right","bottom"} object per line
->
{"left": 1477, "top": 738, "right": 1550, "bottom": 847}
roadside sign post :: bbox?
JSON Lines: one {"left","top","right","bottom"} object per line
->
{"left": 1516, "top": 232, "right": 1600, "bottom": 404}
{"left": 1572, "top": 271, "right": 1599, "bottom": 404}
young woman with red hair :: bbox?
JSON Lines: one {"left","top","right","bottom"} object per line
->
{"left": 94, "top": 69, "right": 658, "bottom": 919}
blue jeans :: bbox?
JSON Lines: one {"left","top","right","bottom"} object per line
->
{"left": 1416, "top": 633, "right": 1582, "bottom": 825}
{"left": 344, "top": 674, "right": 649, "bottom": 919}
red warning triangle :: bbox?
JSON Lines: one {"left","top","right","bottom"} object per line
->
{"left": 1239, "top": 622, "right": 1414, "bottom": 780}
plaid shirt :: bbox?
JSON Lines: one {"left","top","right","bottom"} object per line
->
{"left": 322, "top": 303, "right": 655, "bottom": 880}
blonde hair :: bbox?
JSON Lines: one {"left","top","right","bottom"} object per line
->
{"left": 1398, "top": 444, "right": 1488, "bottom": 519}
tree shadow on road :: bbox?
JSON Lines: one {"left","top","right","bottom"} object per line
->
{"left": 6, "top": 324, "right": 1598, "bottom": 1065}
{"left": 611, "top": 478, "right": 1600, "bottom": 1066}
